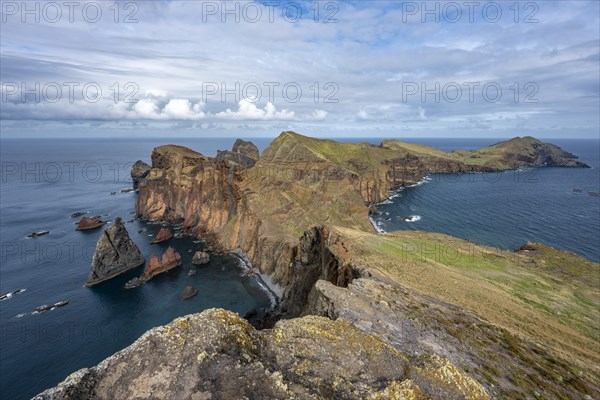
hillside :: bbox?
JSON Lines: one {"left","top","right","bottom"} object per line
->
{"left": 454, "top": 136, "right": 589, "bottom": 169}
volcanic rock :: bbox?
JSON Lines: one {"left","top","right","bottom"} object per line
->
{"left": 216, "top": 139, "right": 260, "bottom": 168}
{"left": 140, "top": 247, "right": 182, "bottom": 282}
{"left": 191, "top": 251, "right": 210, "bottom": 265}
{"left": 75, "top": 217, "right": 106, "bottom": 231}
{"left": 34, "top": 309, "right": 491, "bottom": 400}
{"left": 151, "top": 227, "right": 173, "bottom": 244}
{"left": 131, "top": 160, "right": 151, "bottom": 190}
{"left": 86, "top": 218, "right": 145, "bottom": 287}
{"left": 179, "top": 286, "right": 198, "bottom": 300}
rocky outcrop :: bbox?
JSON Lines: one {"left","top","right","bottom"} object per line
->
{"left": 179, "top": 286, "right": 198, "bottom": 300}
{"left": 86, "top": 218, "right": 144, "bottom": 287}
{"left": 216, "top": 139, "right": 260, "bottom": 168}
{"left": 131, "top": 160, "right": 151, "bottom": 189}
{"left": 34, "top": 309, "right": 489, "bottom": 400}
{"left": 150, "top": 227, "right": 172, "bottom": 244}
{"left": 191, "top": 250, "right": 210, "bottom": 265}
{"left": 75, "top": 216, "right": 105, "bottom": 231}
{"left": 140, "top": 246, "right": 182, "bottom": 282}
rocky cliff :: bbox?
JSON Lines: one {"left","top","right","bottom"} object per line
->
{"left": 41, "top": 132, "right": 598, "bottom": 399}
{"left": 216, "top": 138, "right": 260, "bottom": 168}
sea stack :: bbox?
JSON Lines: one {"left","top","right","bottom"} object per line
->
{"left": 140, "top": 246, "right": 182, "bottom": 282}
{"left": 75, "top": 216, "right": 106, "bottom": 231}
{"left": 151, "top": 227, "right": 173, "bottom": 244}
{"left": 86, "top": 217, "right": 145, "bottom": 287}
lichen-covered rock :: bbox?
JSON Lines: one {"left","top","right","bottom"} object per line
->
{"left": 86, "top": 218, "right": 144, "bottom": 287}
{"left": 34, "top": 309, "right": 486, "bottom": 400}
{"left": 131, "top": 160, "right": 151, "bottom": 189}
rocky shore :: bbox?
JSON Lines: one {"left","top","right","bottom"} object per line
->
{"left": 40, "top": 133, "right": 599, "bottom": 399}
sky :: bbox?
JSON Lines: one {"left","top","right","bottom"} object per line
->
{"left": 0, "top": 0, "right": 599, "bottom": 139}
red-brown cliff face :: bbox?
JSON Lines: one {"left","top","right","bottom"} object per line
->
{"left": 134, "top": 132, "right": 581, "bottom": 312}
{"left": 134, "top": 133, "right": 486, "bottom": 309}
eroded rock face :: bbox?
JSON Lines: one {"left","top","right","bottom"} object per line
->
{"left": 140, "top": 246, "right": 182, "bottom": 281}
{"left": 34, "top": 309, "right": 487, "bottom": 400}
{"left": 151, "top": 227, "right": 173, "bottom": 244}
{"left": 131, "top": 160, "right": 151, "bottom": 189}
{"left": 86, "top": 218, "right": 144, "bottom": 287}
{"left": 216, "top": 139, "right": 260, "bottom": 168}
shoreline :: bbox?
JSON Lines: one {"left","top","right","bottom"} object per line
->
{"left": 229, "top": 249, "right": 282, "bottom": 310}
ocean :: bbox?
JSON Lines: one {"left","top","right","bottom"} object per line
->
{"left": 0, "top": 137, "right": 598, "bottom": 399}
{"left": 370, "top": 139, "right": 600, "bottom": 263}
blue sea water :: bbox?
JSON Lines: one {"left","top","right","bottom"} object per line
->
{"left": 371, "top": 139, "right": 600, "bottom": 263}
{"left": 0, "top": 137, "right": 598, "bottom": 399}
{"left": 0, "top": 138, "right": 275, "bottom": 400}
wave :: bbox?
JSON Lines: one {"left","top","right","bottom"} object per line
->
{"left": 369, "top": 216, "right": 387, "bottom": 233}
{"left": 230, "top": 250, "right": 280, "bottom": 309}
{"left": 403, "top": 215, "right": 422, "bottom": 223}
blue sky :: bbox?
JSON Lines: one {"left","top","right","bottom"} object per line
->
{"left": 1, "top": 0, "right": 599, "bottom": 138}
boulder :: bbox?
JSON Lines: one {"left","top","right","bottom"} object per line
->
{"left": 151, "top": 227, "right": 173, "bottom": 244}
{"left": 86, "top": 218, "right": 145, "bottom": 287}
{"left": 191, "top": 251, "right": 210, "bottom": 265}
{"left": 76, "top": 217, "right": 106, "bottom": 231}
{"left": 179, "top": 286, "right": 198, "bottom": 300}
{"left": 140, "top": 247, "right": 182, "bottom": 282}
{"left": 131, "top": 160, "right": 151, "bottom": 190}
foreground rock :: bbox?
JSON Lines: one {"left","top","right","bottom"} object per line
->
{"left": 140, "top": 246, "right": 182, "bottom": 282}
{"left": 216, "top": 138, "right": 260, "bottom": 168}
{"left": 191, "top": 250, "right": 210, "bottom": 265}
{"left": 86, "top": 218, "right": 145, "bottom": 287}
{"left": 131, "top": 160, "right": 151, "bottom": 190}
{"left": 150, "top": 227, "right": 173, "bottom": 244}
{"left": 34, "top": 309, "right": 488, "bottom": 400}
{"left": 75, "top": 216, "right": 105, "bottom": 231}
{"left": 179, "top": 286, "right": 198, "bottom": 300}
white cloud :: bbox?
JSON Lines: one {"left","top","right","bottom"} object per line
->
{"left": 216, "top": 100, "right": 296, "bottom": 121}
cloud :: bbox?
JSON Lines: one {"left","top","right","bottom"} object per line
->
{"left": 0, "top": 0, "right": 598, "bottom": 138}
{"left": 216, "top": 100, "right": 295, "bottom": 120}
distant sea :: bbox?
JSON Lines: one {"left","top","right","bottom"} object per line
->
{"left": 370, "top": 138, "right": 600, "bottom": 263}
{"left": 0, "top": 137, "right": 598, "bottom": 399}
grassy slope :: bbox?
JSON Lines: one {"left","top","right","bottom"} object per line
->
{"left": 245, "top": 132, "right": 599, "bottom": 383}
{"left": 333, "top": 227, "right": 599, "bottom": 379}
